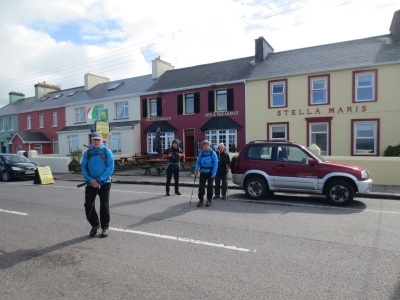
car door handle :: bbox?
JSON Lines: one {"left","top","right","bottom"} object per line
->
{"left": 277, "top": 164, "right": 286, "bottom": 168}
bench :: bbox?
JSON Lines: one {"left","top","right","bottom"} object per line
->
{"left": 141, "top": 166, "right": 152, "bottom": 175}
{"left": 155, "top": 166, "right": 166, "bottom": 175}
{"left": 141, "top": 165, "right": 166, "bottom": 175}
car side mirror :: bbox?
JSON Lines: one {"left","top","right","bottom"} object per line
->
{"left": 308, "top": 158, "right": 316, "bottom": 166}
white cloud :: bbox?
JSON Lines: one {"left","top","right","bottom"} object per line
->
{"left": 0, "top": 0, "right": 397, "bottom": 108}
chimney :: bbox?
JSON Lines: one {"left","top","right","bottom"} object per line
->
{"left": 390, "top": 9, "right": 400, "bottom": 42}
{"left": 8, "top": 91, "right": 25, "bottom": 104}
{"left": 34, "top": 81, "right": 61, "bottom": 101}
{"left": 255, "top": 37, "right": 274, "bottom": 63}
{"left": 152, "top": 56, "right": 175, "bottom": 79}
{"left": 84, "top": 73, "right": 110, "bottom": 91}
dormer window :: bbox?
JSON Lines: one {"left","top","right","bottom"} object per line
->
{"left": 108, "top": 82, "right": 123, "bottom": 90}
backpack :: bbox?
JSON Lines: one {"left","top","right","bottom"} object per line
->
{"left": 86, "top": 147, "right": 108, "bottom": 163}
{"left": 198, "top": 150, "right": 214, "bottom": 170}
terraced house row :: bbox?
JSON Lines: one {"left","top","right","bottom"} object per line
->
{"left": 0, "top": 10, "right": 399, "bottom": 158}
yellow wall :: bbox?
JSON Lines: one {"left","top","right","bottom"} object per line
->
{"left": 246, "top": 64, "right": 400, "bottom": 156}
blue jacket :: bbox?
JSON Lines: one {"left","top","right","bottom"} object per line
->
{"left": 195, "top": 149, "right": 218, "bottom": 177}
{"left": 81, "top": 145, "right": 114, "bottom": 186}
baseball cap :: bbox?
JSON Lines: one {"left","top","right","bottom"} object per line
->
{"left": 91, "top": 132, "right": 103, "bottom": 140}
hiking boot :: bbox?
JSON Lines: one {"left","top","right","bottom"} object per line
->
{"left": 206, "top": 200, "right": 212, "bottom": 207}
{"left": 175, "top": 191, "right": 181, "bottom": 195}
{"left": 90, "top": 225, "right": 99, "bottom": 237}
{"left": 221, "top": 196, "right": 226, "bottom": 200}
{"left": 213, "top": 195, "right": 220, "bottom": 199}
{"left": 101, "top": 229, "right": 108, "bottom": 238}
{"left": 166, "top": 191, "right": 170, "bottom": 196}
{"left": 197, "top": 200, "right": 203, "bottom": 207}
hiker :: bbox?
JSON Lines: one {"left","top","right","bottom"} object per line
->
{"left": 162, "top": 139, "right": 185, "bottom": 196}
{"left": 81, "top": 132, "right": 114, "bottom": 238}
{"left": 213, "top": 143, "right": 231, "bottom": 200}
{"left": 195, "top": 140, "right": 218, "bottom": 207}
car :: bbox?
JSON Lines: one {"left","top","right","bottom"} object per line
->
{"left": 0, "top": 154, "right": 37, "bottom": 182}
{"left": 231, "top": 140, "right": 373, "bottom": 206}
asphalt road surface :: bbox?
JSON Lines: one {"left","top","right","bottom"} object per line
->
{"left": 1, "top": 180, "right": 399, "bottom": 300}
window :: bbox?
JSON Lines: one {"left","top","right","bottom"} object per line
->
{"left": 68, "top": 135, "right": 79, "bottom": 153}
{"left": 53, "top": 139, "right": 59, "bottom": 154}
{"left": 34, "top": 144, "right": 42, "bottom": 155}
{"left": 205, "top": 130, "right": 237, "bottom": 153}
{"left": 306, "top": 117, "right": 332, "bottom": 156}
{"left": 39, "top": 114, "right": 44, "bottom": 128}
{"left": 27, "top": 115, "right": 31, "bottom": 130}
{"left": 269, "top": 79, "right": 287, "bottom": 108}
{"left": 108, "top": 82, "right": 123, "bottom": 90}
{"left": 52, "top": 112, "right": 58, "bottom": 127}
{"left": 147, "top": 132, "right": 174, "bottom": 154}
{"left": 9, "top": 117, "right": 14, "bottom": 131}
{"left": 150, "top": 98, "right": 157, "bottom": 117}
{"left": 96, "top": 105, "right": 104, "bottom": 121}
{"left": 352, "top": 119, "right": 379, "bottom": 156}
{"left": 53, "top": 94, "right": 63, "bottom": 99}
{"left": 68, "top": 91, "right": 78, "bottom": 97}
{"left": 353, "top": 70, "right": 377, "bottom": 102}
{"left": 246, "top": 145, "right": 273, "bottom": 160}
{"left": 116, "top": 101, "right": 129, "bottom": 118}
{"left": 142, "top": 98, "right": 162, "bottom": 118}
{"left": 75, "top": 107, "right": 86, "bottom": 123}
{"left": 0, "top": 119, "right": 4, "bottom": 132}
{"left": 309, "top": 75, "right": 329, "bottom": 105}
{"left": 177, "top": 93, "right": 200, "bottom": 115}
{"left": 268, "top": 123, "right": 288, "bottom": 141}
{"left": 207, "top": 89, "right": 234, "bottom": 112}
{"left": 111, "top": 133, "right": 122, "bottom": 154}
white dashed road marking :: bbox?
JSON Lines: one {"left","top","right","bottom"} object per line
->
{"left": 0, "top": 208, "right": 28, "bottom": 216}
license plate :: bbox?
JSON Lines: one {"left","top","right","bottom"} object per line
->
{"left": 25, "top": 171, "right": 34, "bottom": 174}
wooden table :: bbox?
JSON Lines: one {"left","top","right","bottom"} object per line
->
{"left": 143, "top": 159, "right": 167, "bottom": 175}
{"left": 181, "top": 156, "right": 197, "bottom": 170}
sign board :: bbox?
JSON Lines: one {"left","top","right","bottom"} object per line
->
{"left": 34, "top": 166, "right": 54, "bottom": 185}
{"left": 96, "top": 121, "right": 110, "bottom": 139}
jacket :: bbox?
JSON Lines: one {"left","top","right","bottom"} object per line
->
{"left": 195, "top": 149, "right": 218, "bottom": 177}
{"left": 81, "top": 144, "right": 114, "bottom": 186}
{"left": 216, "top": 150, "right": 231, "bottom": 174}
{"left": 162, "top": 146, "right": 184, "bottom": 170}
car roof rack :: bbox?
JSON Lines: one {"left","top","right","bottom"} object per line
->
{"left": 248, "top": 140, "right": 295, "bottom": 144}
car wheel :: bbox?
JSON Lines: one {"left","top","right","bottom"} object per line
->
{"left": 325, "top": 180, "right": 354, "bottom": 206}
{"left": 244, "top": 176, "right": 268, "bottom": 200}
{"left": 2, "top": 170, "right": 11, "bottom": 182}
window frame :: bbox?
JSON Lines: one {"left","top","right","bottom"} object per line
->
{"left": 53, "top": 139, "right": 59, "bottom": 154}
{"left": 147, "top": 132, "right": 175, "bottom": 154}
{"left": 149, "top": 98, "right": 158, "bottom": 117}
{"left": 68, "top": 135, "right": 79, "bottom": 153}
{"left": 352, "top": 69, "right": 377, "bottom": 103}
{"left": 116, "top": 101, "right": 129, "bottom": 119}
{"left": 39, "top": 114, "right": 44, "bottom": 128}
{"left": 34, "top": 144, "right": 42, "bottom": 155}
{"left": 75, "top": 107, "right": 86, "bottom": 123}
{"left": 268, "top": 79, "right": 288, "bottom": 108}
{"left": 9, "top": 117, "right": 14, "bottom": 131}
{"left": 27, "top": 115, "right": 31, "bottom": 130}
{"left": 184, "top": 93, "right": 195, "bottom": 114}
{"left": 205, "top": 129, "right": 237, "bottom": 153}
{"left": 0, "top": 119, "right": 4, "bottom": 132}
{"left": 216, "top": 89, "right": 227, "bottom": 112}
{"left": 52, "top": 112, "right": 58, "bottom": 127}
{"left": 308, "top": 74, "right": 330, "bottom": 105}
{"left": 351, "top": 118, "right": 380, "bottom": 156}
{"left": 267, "top": 122, "right": 289, "bottom": 141}
{"left": 110, "top": 133, "right": 122, "bottom": 154}
{"left": 306, "top": 117, "right": 332, "bottom": 156}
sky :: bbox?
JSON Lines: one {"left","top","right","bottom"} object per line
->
{"left": 0, "top": 0, "right": 398, "bottom": 109}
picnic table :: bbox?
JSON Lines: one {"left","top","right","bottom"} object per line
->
{"left": 142, "top": 159, "right": 167, "bottom": 175}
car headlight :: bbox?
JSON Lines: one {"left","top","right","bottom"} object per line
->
{"left": 361, "top": 170, "right": 369, "bottom": 179}
{"left": 12, "top": 167, "right": 22, "bottom": 171}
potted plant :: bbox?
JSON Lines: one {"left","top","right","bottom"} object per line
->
{"left": 68, "top": 148, "right": 83, "bottom": 173}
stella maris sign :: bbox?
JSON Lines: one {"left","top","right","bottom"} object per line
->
{"left": 277, "top": 105, "right": 367, "bottom": 116}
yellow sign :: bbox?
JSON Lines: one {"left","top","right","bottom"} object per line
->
{"left": 96, "top": 121, "right": 109, "bottom": 139}
{"left": 34, "top": 166, "right": 54, "bottom": 185}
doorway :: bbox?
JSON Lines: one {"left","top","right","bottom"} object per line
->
{"left": 184, "top": 129, "right": 195, "bottom": 157}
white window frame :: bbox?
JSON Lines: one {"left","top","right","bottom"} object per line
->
{"left": 68, "top": 135, "right": 79, "bottom": 153}
{"left": 53, "top": 139, "right": 59, "bottom": 154}
{"left": 216, "top": 90, "right": 227, "bottom": 112}
{"left": 75, "top": 107, "right": 86, "bottom": 123}
{"left": 205, "top": 129, "right": 237, "bottom": 153}
{"left": 39, "top": 114, "right": 44, "bottom": 128}
{"left": 111, "top": 133, "right": 122, "bottom": 154}
{"left": 116, "top": 101, "right": 129, "bottom": 119}
{"left": 311, "top": 77, "right": 327, "bottom": 105}
{"left": 270, "top": 82, "right": 286, "bottom": 107}
{"left": 355, "top": 72, "right": 375, "bottom": 102}
{"left": 27, "top": 115, "right": 31, "bottom": 130}
{"left": 9, "top": 117, "right": 14, "bottom": 131}
{"left": 353, "top": 121, "right": 377, "bottom": 155}
{"left": 149, "top": 98, "right": 157, "bottom": 117}
{"left": 185, "top": 93, "right": 194, "bottom": 114}
{"left": 147, "top": 132, "right": 174, "bottom": 154}
{"left": 310, "top": 123, "right": 329, "bottom": 156}
{"left": 269, "top": 124, "right": 287, "bottom": 141}
{"left": 52, "top": 112, "right": 58, "bottom": 127}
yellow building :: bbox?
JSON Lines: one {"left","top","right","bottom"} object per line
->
{"left": 246, "top": 10, "right": 400, "bottom": 157}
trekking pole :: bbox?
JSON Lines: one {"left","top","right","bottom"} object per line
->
{"left": 190, "top": 170, "right": 199, "bottom": 205}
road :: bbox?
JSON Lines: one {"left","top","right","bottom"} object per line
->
{"left": 1, "top": 180, "right": 399, "bottom": 300}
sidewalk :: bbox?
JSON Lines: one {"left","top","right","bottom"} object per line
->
{"left": 53, "top": 167, "right": 400, "bottom": 200}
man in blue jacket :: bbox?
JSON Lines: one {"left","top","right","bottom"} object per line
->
{"left": 195, "top": 140, "right": 218, "bottom": 207}
{"left": 81, "top": 132, "right": 114, "bottom": 238}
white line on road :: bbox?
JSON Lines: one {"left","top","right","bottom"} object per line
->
{"left": 109, "top": 227, "right": 252, "bottom": 252}
{"left": 0, "top": 208, "right": 28, "bottom": 215}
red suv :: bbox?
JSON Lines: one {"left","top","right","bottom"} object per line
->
{"left": 231, "top": 140, "right": 373, "bottom": 206}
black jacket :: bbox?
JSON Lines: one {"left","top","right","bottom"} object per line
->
{"left": 163, "top": 146, "right": 183, "bottom": 170}
{"left": 216, "top": 150, "right": 230, "bottom": 174}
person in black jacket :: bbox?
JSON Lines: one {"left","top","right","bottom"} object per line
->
{"left": 213, "top": 143, "right": 231, "bottom": 200}
{"left": 162, "top": 139, "right": 185, "bottom": 196}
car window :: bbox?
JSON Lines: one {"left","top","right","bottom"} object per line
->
{"left": 246, "top": 145, "right": 274, "bottom": 160}
{"left": 2, "top": 155, "right": 32, "bottom": 163}
{"left": 278, "top": 146, "right": 309, "bottom": 164}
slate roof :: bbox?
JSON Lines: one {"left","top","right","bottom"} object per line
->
{"left": 249, "top": 35, "right": 400, "bottom": 80}
{"left": 145, "top": 56, "right": 255, "bottom": 93}
{"left": 10, "top": 132, "right": 50, "bottom": 143}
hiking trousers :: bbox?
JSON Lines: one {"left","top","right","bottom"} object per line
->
{"left": 84, "top": 183, "right": 111, "bottom": 230}
{"left": 198, "top": 172, "right": 214, "bottom": 201}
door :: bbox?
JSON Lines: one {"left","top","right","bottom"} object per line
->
{"left": 273, "top": 145, "right": 319, "bottom": 191}
{"left": 184, "top": 129, "right": 194, "bottom": 157}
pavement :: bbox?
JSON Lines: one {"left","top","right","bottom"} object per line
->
{"left": 52, "top": 167, "right": 400, "bottom": 200}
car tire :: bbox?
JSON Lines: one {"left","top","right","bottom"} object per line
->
{"left": 325, "top": 180, "right": 354, "bottom": 206}
{"left": 230, "top": 156, "right": 238, "bottom": 174}
{"left": 2, "top": 170, "right": 11, "bottom": 182}
{"left": 244, "top": 176, "right": 268, "bottom": 200}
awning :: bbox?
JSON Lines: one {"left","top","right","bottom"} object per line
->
{"left": 144, "top": 121, "right": 177, "bottom": 133}
{"left": 200, "top": 116, "right": 243, "bottom": 131}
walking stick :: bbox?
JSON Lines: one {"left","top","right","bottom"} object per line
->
{"left": 190, "top": 170, "right": 199, "bottom": 205}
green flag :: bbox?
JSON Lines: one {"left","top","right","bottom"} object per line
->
{"left": 100, "top": 108, "right": 108, "bottom": 122}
